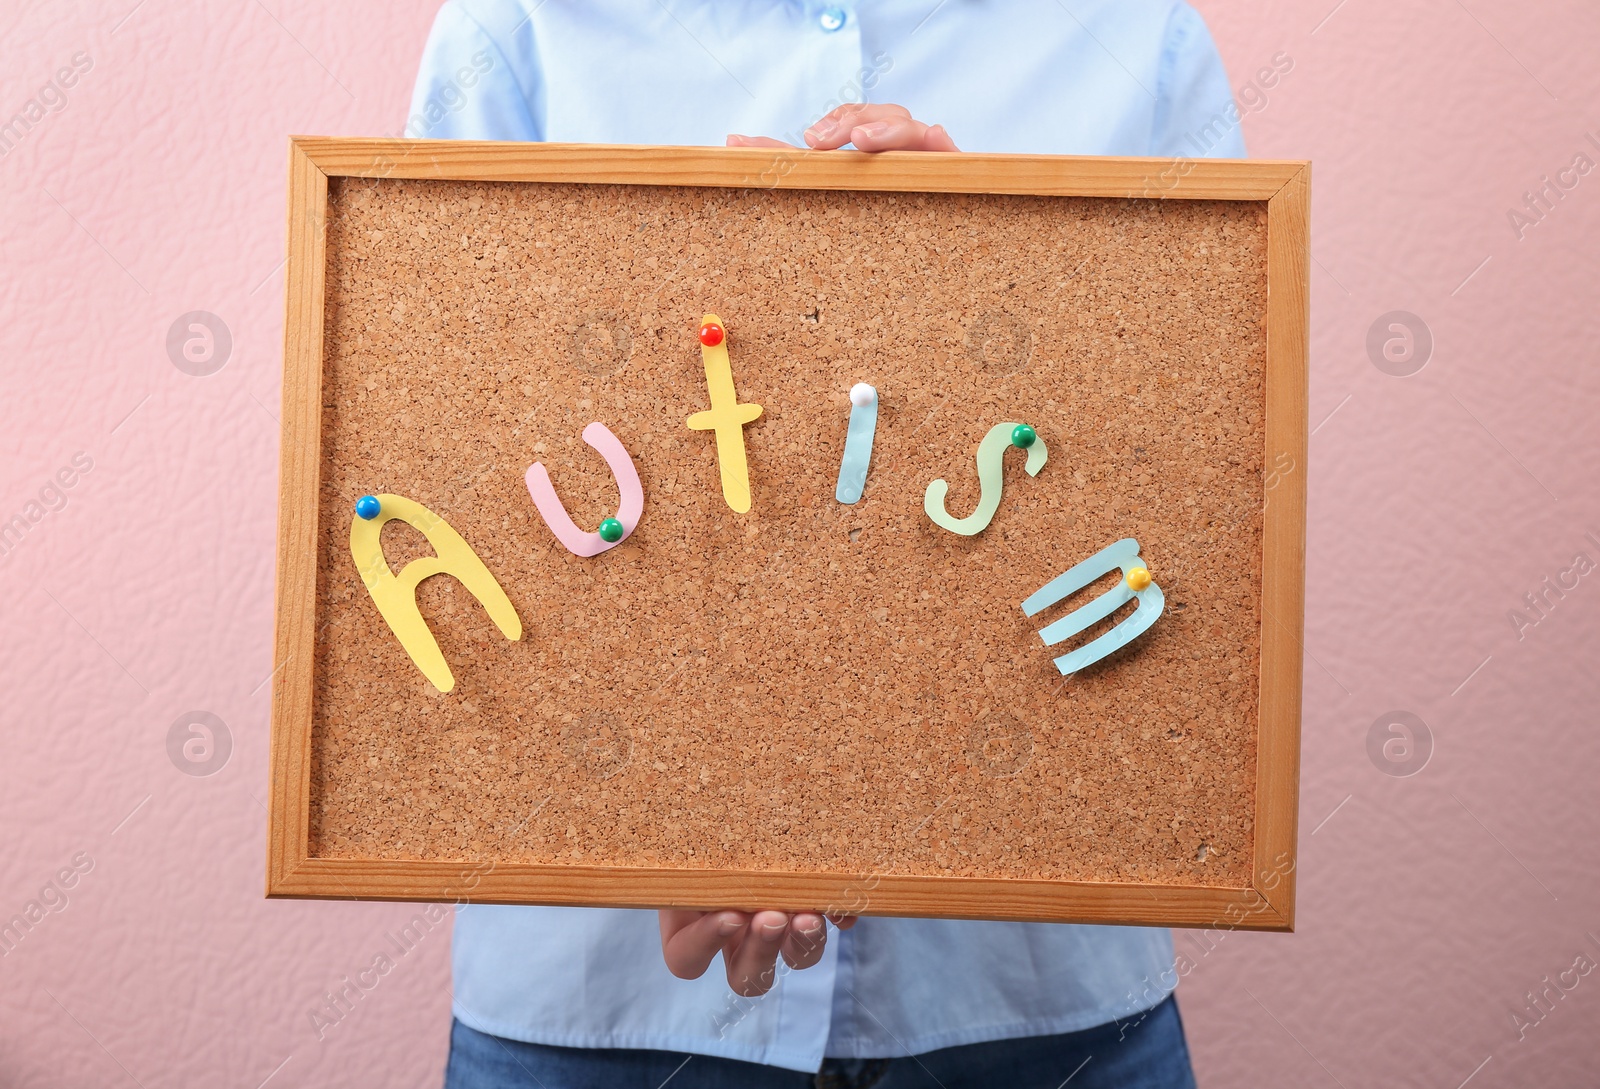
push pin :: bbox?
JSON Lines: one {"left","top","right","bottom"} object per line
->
{"left": 698, "top": 320, "right": 725, "bottom": 347}
{"left": 598, "top": 517, "right": 625, "bottom": 543}
{"left": 355, "top": 494, "right": 382, "bottom": 520}
{"left": 1126, "top": 566, "right": 1152, "bottom": 591}
{"left": 1010, "top": 423, "right": 1037, "bottom": 449}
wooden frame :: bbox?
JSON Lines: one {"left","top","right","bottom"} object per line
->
{"left": 268, "top": 139, "right": 1309, "bottom": 930}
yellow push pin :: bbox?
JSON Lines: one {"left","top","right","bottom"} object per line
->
{"left": 1126, "top": 566, "right": 1152, "bottom": 592}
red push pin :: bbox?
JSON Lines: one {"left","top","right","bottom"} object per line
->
{"left": 698, "top": 319, "right": 725, "bottom": 347}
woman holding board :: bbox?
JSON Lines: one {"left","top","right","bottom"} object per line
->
{"left": 408, "top": 3, "right": 1246, "bottom": 1086}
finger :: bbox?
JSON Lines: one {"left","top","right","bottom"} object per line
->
{"left": 921, "top": 123, "right": 960, "bottom": 152}
{"left": 723, "top": 910, "right": 789, "bottom": 996}
{"left": 848, "top": 117, "right": 958, "bottom": 153}
{"left": 781, "top": 913, "right": 829, "bottom": 970}
{"left": 826, "top": 913, "right": 858, "bottom": 931}
{"left": 800, "top": 103, "right": 902, "bottom": 148}
{"left": 660, "top": 910, "right": 749, "bottom": 980}
{"left": 846, "top": 117, "right": 916, "bottom": 151}
{"left": 804, "top": 103, "right": 911, "bottom": 149}
{"left": 659, "top": 908, "right": 703, "bottom": 943}
{"left": 806, "top": 103, "right": 911, "bottom": 148}
{"left": 726, "top": 134, "right": 797, "bottom": 148}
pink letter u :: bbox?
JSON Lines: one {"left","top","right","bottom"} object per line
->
{"left": 524, "top": 422, "right": 643, "bottom": 557}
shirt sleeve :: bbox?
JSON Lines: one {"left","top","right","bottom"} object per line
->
{"left": 1149, "top": 2, "right": 1246, "bottom": 158}
{"left": 405, "top": 0, "right": 545, "bottom": 142}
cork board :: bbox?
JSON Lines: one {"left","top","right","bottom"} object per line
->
{"left": 268, "top": 141, "right": 1309, "bottom": 929}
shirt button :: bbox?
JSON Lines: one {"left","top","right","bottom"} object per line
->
{"left": 818, "top": 6, "right": 847, "bottom": 32}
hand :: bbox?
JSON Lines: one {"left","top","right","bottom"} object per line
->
{"left": 728, "top": 103, "right": 959, "bottom": 153}
{"left": 658, "top": 909, "right": 858, "bottom": 997}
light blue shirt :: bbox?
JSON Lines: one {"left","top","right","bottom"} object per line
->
{"left": 409, "top": 0, "right": 1245, "bottom": 1073}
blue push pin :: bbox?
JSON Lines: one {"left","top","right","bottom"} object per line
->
{"left": 355, "top": 495, "right": 382, "bottom": 520}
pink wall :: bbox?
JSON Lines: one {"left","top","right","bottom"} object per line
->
{"left": 2, "top": 2, "right": 1596, "bottom": 1085}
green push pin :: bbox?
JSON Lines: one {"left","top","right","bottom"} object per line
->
{"left": 598, "top": 517, "right": 625, "bottom": 543}
{"left": 1010, "top": 423, "right": 1037, "bottom": 449}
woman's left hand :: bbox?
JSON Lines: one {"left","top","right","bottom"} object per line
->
{"left": 658, "top": 909, "right": 857, "bottom": 997}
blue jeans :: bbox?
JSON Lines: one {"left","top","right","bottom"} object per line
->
{"left": 444, "top": 995, "right": 1196, "bottom": 1088}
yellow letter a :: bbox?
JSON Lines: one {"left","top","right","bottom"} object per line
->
{"left": 349, "top": 494, "right": 522, "bottom": 693}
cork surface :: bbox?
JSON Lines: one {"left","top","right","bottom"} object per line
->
{"left": 308, "top": 176, "right": 1267, "bottom": 888}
